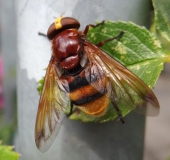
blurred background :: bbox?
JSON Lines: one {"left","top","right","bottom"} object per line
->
{"left": 0, "top": 0, "right": 17, "bottom": 146}
{"left": 0, "top": 0, "right": 170, "bottom": 160}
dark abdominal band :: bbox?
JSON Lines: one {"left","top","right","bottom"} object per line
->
{"left": 68, "top": 75, "right": 91, "bottom": 91}
{"left": 68, "top": 74, "right": 105, "bottom": 105}
{"left": 73, "top": 92, "right": 104, "bottom": 105}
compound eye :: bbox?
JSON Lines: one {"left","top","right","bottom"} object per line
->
{"left": 47, "top": 17, "right": 80, "bottom": 40}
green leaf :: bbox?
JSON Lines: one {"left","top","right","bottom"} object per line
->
{"left": 68, "top": 21, "right": 165, "bottom": 122}
{"left": 0, "top": 141, "right": 20, "bottom": 160}
{"left": 87, "top": 21, "right": 165, "bottom": 87}
{"left": 37, "top": 77, "right": 45, "bottom": 95}
{"left": 38, "top": 21, "right": 166, "bottom": 122}
{"left": 152, "top": 0, "right": 170, "bottom": 42}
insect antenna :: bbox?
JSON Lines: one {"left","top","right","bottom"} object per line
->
{"left": 38, "top": 32, "right": 47, "bottom": 37}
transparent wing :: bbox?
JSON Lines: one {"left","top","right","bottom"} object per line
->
{"left": 84, "top": 40, "right": 160, "bottom": 117}
{"left": 35, "top": 59, "right": 69, "bottom": 152}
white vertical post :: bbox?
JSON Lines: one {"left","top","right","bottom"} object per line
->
{"left": 16, "top": 0, "right": 151, "bottom": 159}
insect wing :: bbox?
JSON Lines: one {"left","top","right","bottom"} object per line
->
{"left": 84, "top": 41, "right": 160, "bottom": 117}
{"left": 35, "top": 60, "right": 69, "bottom": 152}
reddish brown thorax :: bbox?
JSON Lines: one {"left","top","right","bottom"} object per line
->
{"left": 47, "top": 17, "right": 81, "bottom": 70}
{"left": 52, "top": 29, "right": 81, "bottom": 70}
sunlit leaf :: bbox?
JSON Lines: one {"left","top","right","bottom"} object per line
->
{"left": 152, "top": 0, "right": 170, "bottom": 42}
{"left": 38, "top": 21, "right": 166, "bottom": 122}
{"left": 0, "top": 141, "right": 20, "bottom": 160}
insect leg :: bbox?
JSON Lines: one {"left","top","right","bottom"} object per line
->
{"left": 111, "top": 100, "right": 126, "bottom": 124}
{"left": 67, "top": 101, "right": 74, "bottom": 117}
{"left": 83, "top": 20, "right": 105, "bottom": 35}
{"left": 96, "top": 31, "right": 124, "bottom": 47}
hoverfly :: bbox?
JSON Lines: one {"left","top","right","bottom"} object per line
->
{"left": 35, "top": 16, "right": 160, "bottom": 152}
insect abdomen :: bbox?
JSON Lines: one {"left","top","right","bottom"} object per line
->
{"left": 67, "top": 71, "right": 109, "bottom": 117}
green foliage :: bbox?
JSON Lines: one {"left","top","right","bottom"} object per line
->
{"left": 87, "top": 21, "right": 165, "bottom": 88}
{"left": 152, "top": 0, "right": 170, "bottom": 42}
{"left": 0, "top": 141, "right": 20, "bottom": 160}
{"left": 0, "top": 126, "right": 14, "bottom": 145}
{"left": 37, "top": 77, "right": 45, "bottom": 95}
{"left": 68, "top": 21, "right": 165, "bottom": 122}
{"left": 0, "top": 105, "right": 17, "bottom": 144}
{"left": 152, "top": 0, "right": 170, "bottom": 63}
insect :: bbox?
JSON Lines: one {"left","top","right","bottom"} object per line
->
{"left": 35, "top": 16, "right": 160, "bottom": 152}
